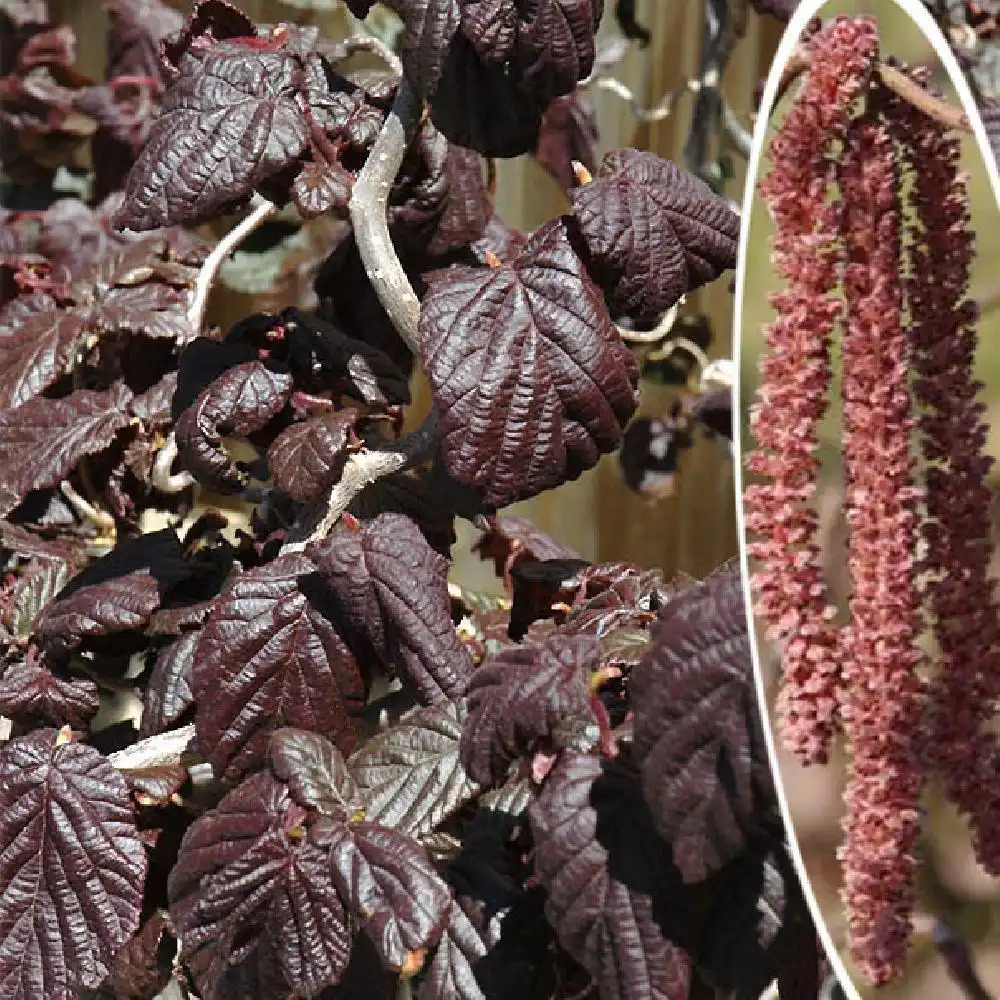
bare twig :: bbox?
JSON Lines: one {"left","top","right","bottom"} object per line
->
{"left": 616, "top": 301, "right": 682, "bottom": 344}
{"left": 878, "top": 61, "right": 970, "bottom": 131}
{"left": 283, "top": 412, "right": 441, "bottom": 551}
{"left": 108, "top": 724, "right": 198, "bottom": 772}
{"left": 912, "top": 914, "right": 996, "bottom": 1000}
{"left": 327, "top": 33, "right": 403, "bottom": 78}
{"left": 60, "top": 480, "right": 115, "bottom": 532}
{"left": 348, "top": 77, "right": 424, "bottom": 353}
{"left": 151, "top": 432, "right": 196, "bottom": 494}
{"left": 774, "top": 45, "right": 970, "bottom": 133}
{"left": 722, "top": 100, "right": 753, "bottom": 157}
{"left": 684, "top": 0, "right": 731, "bottom": 180}
{"left": 187, "top": 197, "right": 278, "bottom": 336}
{"left": 590, "top": 75, "right": 698, "bottom": 123}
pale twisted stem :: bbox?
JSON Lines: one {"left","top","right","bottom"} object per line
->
{"left": 108, "top": 724, "right": 197, "bottom": 771}
{"left": 333, "top": 34, "right": 403, "bottom": 78}
{"left": 187, "top": 197, "right": 278, "bottom": 336}
{"left": 348, "top": 77, "right": 424, "bottom": 353}
{"left": 283, "top": 412, "right": 441, "bottom": 552}
{"left": 151, "top": 432, "right": 195, "bottom": 494}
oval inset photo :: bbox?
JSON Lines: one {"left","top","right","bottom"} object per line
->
{"left": 738, "top": 0, "right": 1000, "bottom": 996}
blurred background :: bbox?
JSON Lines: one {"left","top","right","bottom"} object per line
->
{"left": 739, "top": 2, "right": 1000, "bottom": 996}
{"left": 16, "top": 0, "right": 787, "bottom": 591}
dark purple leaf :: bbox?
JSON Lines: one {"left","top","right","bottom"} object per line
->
{"left": 387, "top": 0, "right": 461, "bottom": 97}
{"left": 192, "top": 551, "right": 367, "bottom": 782}
{"left": 0, "top": 730, "right": 146, "bottom": 998}
{"left": 174, "top": 360, "right": 293, "bottom": 494}
{"left": 0, "top": 383, "right": 133, "bottom": 518}
{"left": 630, "top": 560, "right": 771, "bottom": 882}
{"left": 283, "top": 307, "right": 410, "bottom": 406}
{"left": 309, "top": 512, "right": 474, "bottom": 704}
{"left": 141, "top": 629, "right": 197, "bottom": 737}
{"left": 696, "top": 845, "right": 808, "bottom": 999}
{"left": 1, "top": 555, "right": 72, "bottom": 637}
{"left": 430, "top": 32, "right": 542, "bottom": 157}
{"left": 115, "top": 43, "right": 310, "bottom": 231}
{"left": 269, "top": 727, "right": 365, "bottom": 821}
{"left": 391, "top": 123, "right": 491, "bottom": 256}
{"left": 105, "top": 911, "right": 176, "bottom": 1000}
{"left": 529, "top": 753, "right": 692, "bottom": 1000}
{"left": 0, "top": 295, "right": 87, "bottom": 409}
{"left": 460, "top": 633, "right": 595, "bottom": 786}
{"left": 292, "top": 158, "right": 354, "bottom": 218}
{"left": 146, "top": 595, "right": 215, "bottom": 635}
{"left": 106, "top": 0, "right": 184, "bottom": 84}
{"left": 534, "top": 92, "right": 598, "bottom": 193}
{"left": 420, "top": 218, "right": 638, "bottom": 507}
{"left": 569, "top": 149, "right": 739, "bottom": 321}
{"left": 35, "top": 527, "right": 188, "bottom": 656}
{"left": 127, "top": 763, "right": 189, "bottom": 807}
{"left": 349, "top": 701, "right": 480, "bottom": 836}
{"left": 300, "top": 56, "right": 386, "bottom": 152}
{"left": 129, "top": 370, "right": 178, "bottom": 426}
{"left": 349, "top": 466, "right": 457, "bottom": 558}
{"left": 515, "top": 0, "right": 598, "bottom": 102}
{"left": 89, "top": 281, "right": 192, "bottom": 341}
{"left": 268, "top": 409, "right": 359, "bottom": 503}
{"left": 418, "top": 904, "right": 488, "bottom": 1000}
{"left": 690, "top": 387, "right": 732, "bottom": 440}
{"left": 460, "top": 0, "right": 517, "bottom": 63}
{"left": 559, "top": 563, "right": 666, "bottom": 651}
{"left": 321, "top": 819, "right": 452, "bottom": 971}
{"left": 169, "top": 770, "right": 352, "bottom": 1000}
{"left": 172, "top": 336, "right": 258, "bottom": 417}
{"left": 0, "top": 521, "right": 78, "bottom": 567}
{"left": 0, "top": 660, "right": 99, "bottom": 726}
{"left": 473, "top": 514, "right": 582, "bottom": 587}
{"left": 161, "top": 0, "right": 257, "bottom": 72}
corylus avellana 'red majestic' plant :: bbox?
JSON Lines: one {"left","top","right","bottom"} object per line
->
{"left": 746, "top": 15, "right": 1000, "bottom": 986}
{"left": 0, "top": 0, "right": 828, "bottom": 998}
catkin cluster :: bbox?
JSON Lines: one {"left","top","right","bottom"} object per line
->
{"left": 745, "top": 16, "right": 1000, "bottom": 985}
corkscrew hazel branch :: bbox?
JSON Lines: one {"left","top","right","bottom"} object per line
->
{"left": 284, "top": 76, "right": 440, "bottom": 550}
{"left": 776, "top": 43, "right": 970, "bottom": 132}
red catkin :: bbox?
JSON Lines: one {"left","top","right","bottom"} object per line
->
{"left": 888, "top": 85, "right": 1000, "bottom": 874}
{"left": 836, "top": 107, "right": 925, "bottom": 986}
{"left": 744, "top": 16, "right": 878, "bottom": 764}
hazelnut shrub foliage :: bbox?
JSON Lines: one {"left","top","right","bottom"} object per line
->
{"left": 0, "top": 1, "right": 812, "bottom": 999}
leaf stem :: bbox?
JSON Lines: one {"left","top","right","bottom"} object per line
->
{"left": 348, "top": 77, "right": 424, "bottom": 354}
{"left": 187, "top": 197, "right": 279, "bottom": 336}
